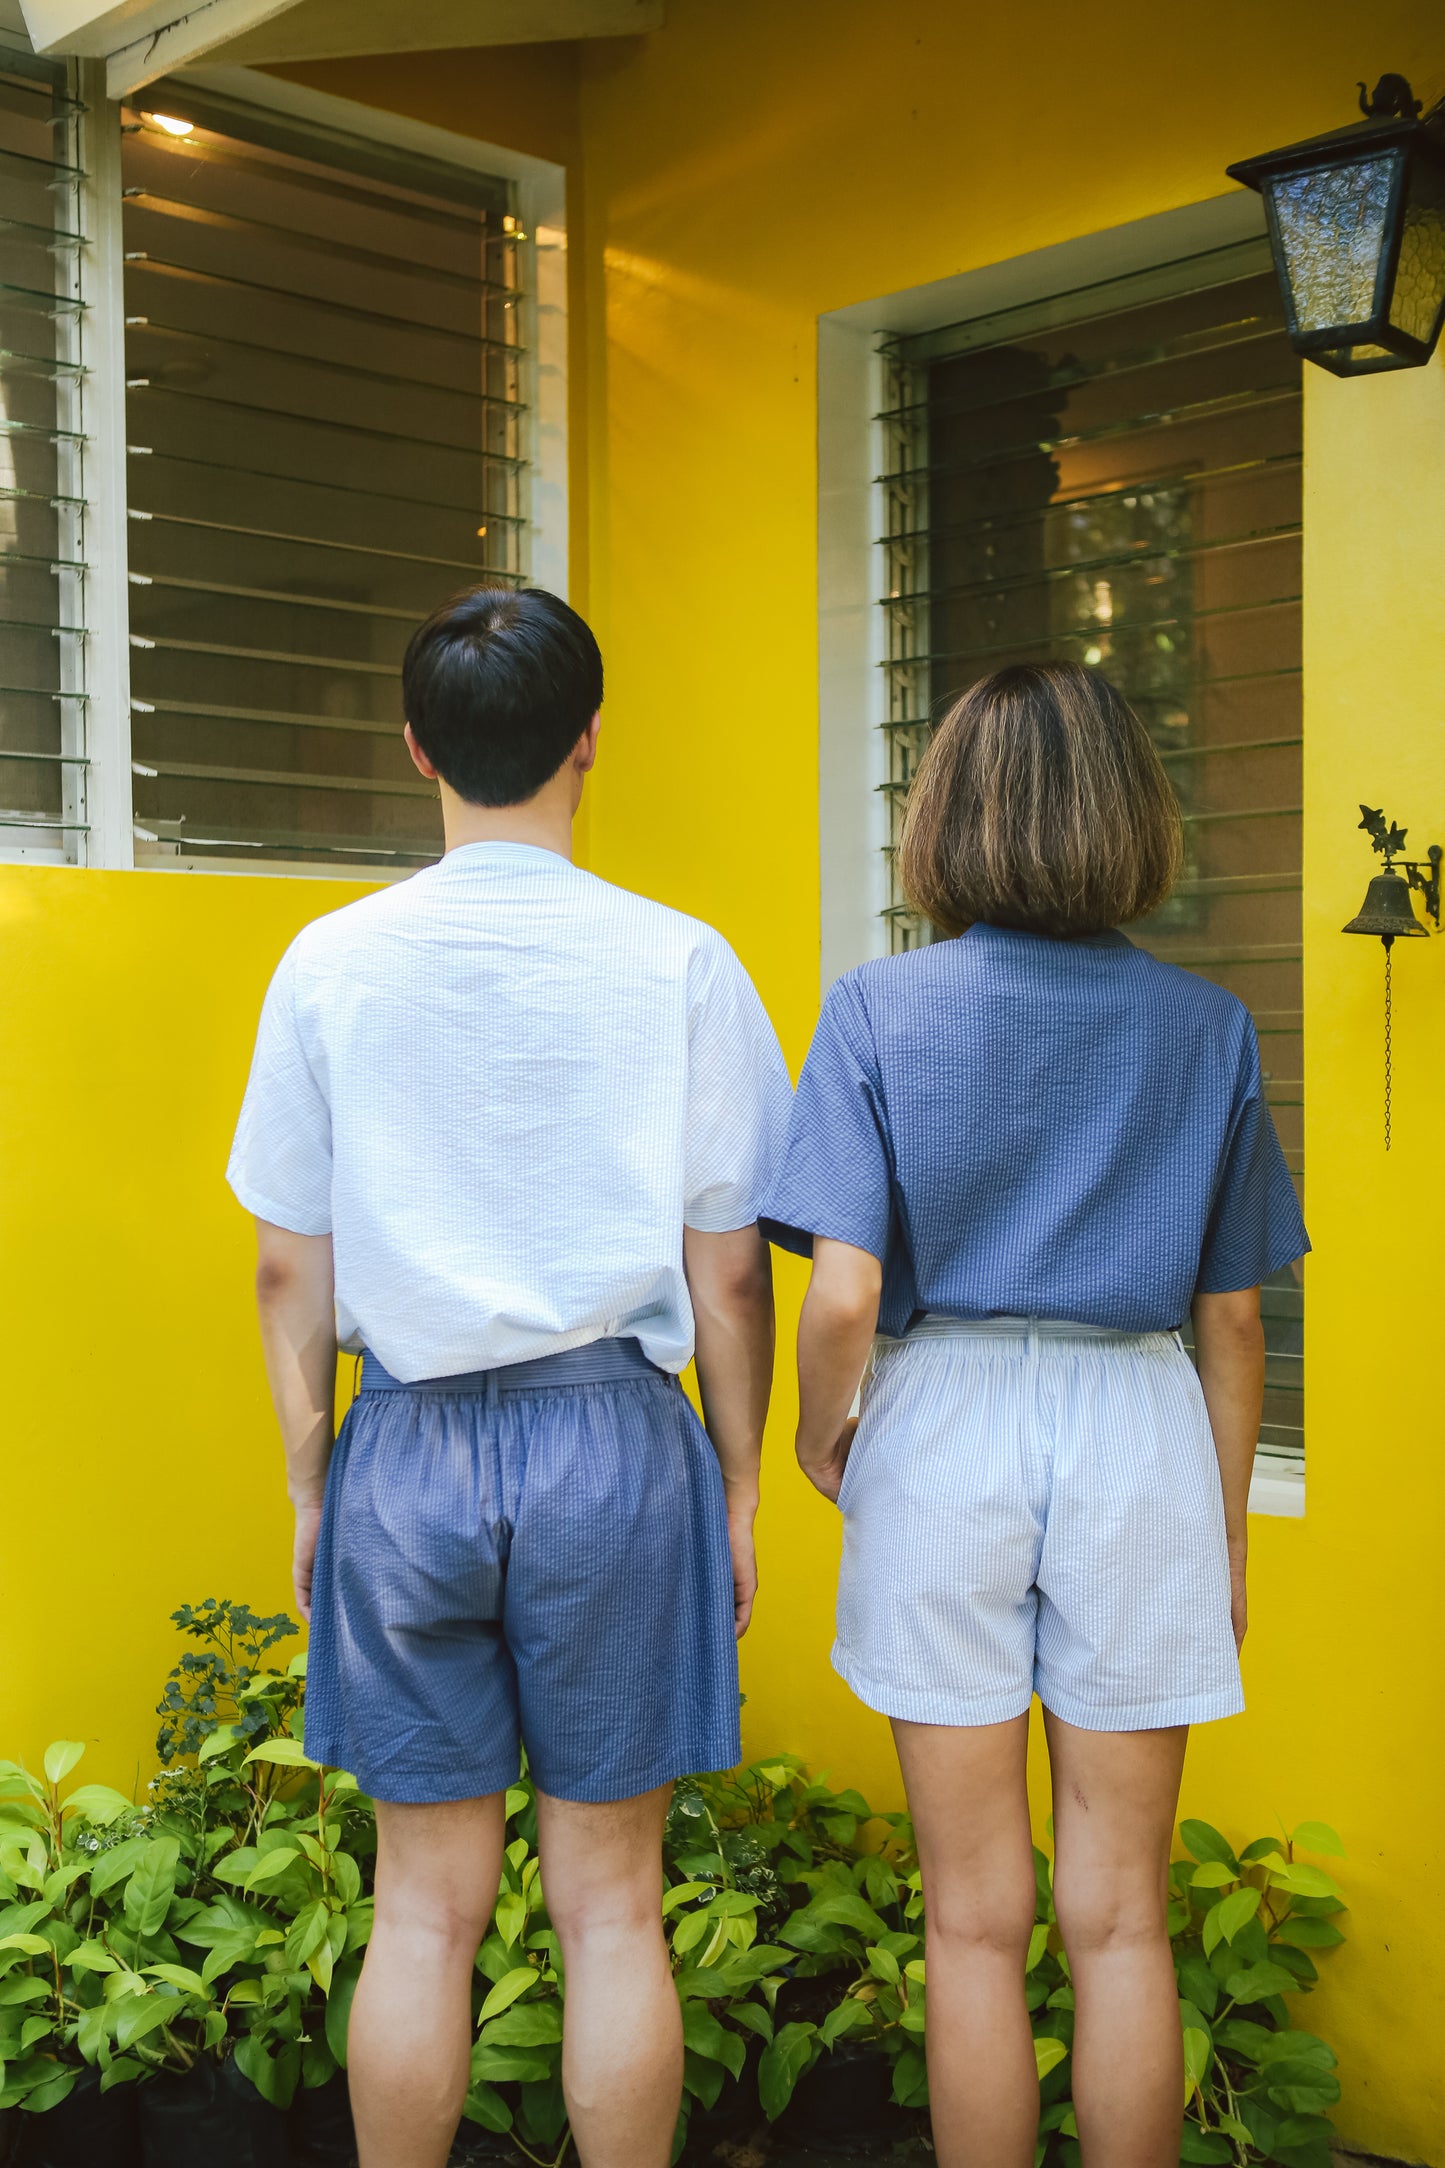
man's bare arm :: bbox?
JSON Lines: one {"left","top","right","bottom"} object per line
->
{"left": 254, "top": 1219, "right": 337, "bottom": 1621}
{"left": 1191, "top": 1284, "right": 1265, "bottom": 1652}
{"left": 683, "top": 1224, "right": 775, "bottom": 1637}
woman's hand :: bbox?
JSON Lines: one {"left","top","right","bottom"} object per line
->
{"left": 292, "top": 1498, "right": 324, "bottom": 1624}
{"left": 798, "top": 1415, "right": 858, "bottom": 1504}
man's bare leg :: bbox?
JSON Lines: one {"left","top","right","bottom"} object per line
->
{"left": 536, "top": 1784, "right": 680, "bottom": 2168}
{"left": 348, "top": 1793, "right": 507, "bottom": 2168}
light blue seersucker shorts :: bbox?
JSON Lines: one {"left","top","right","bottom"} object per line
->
{"left": 834, "top": 1316, "right": 1244, "bottom": 1732}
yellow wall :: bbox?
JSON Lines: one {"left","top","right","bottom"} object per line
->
{"left": 2, "top": 3, "right": 1442, "bottom": 2157}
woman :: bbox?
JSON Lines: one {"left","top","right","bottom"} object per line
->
{"left": 761, "top": 662, "right": 1307, "bottom": 2168}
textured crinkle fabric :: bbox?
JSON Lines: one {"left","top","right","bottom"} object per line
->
{"left": 227, "top": 841, "right": 794, "bottom": 1380}
{"left": 304, "top": 1341, "right": 742, "bottom": 1804}
{"left": 761, "top": 923, "right": 1308, "bottom": 1335}
{"left": 834, "top": 1319, "right": 1244, "bottom": 1731}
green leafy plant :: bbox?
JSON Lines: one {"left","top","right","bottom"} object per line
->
{"left": 2, "top": 1604, "right": 1353, "bottom": 2168}
{"left": 155, "top": 1599, "right": 300, "bottom": 1764}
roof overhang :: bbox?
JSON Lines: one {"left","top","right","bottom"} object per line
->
{"left": 20, "top": 0, "right": 662, "bottom": 98}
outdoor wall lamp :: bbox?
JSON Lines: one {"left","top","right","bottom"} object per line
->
{"left": 1342, "top": 805, "right": 1441, "bottom": 1148}
{"left": 1227, "top": 74, "right": 1445, "bottom": 376}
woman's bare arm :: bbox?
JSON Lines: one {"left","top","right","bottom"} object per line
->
{"left": 795, "top": 1237, "right": 883, "bottom": 1501}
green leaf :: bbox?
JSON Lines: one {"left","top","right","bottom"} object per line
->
{"left": 1274, "top": 1917, "right": 1345, "bottom": 1950}
{"left": 661, "top": 1882, "right": 712, "bottom": 1916}
{"left": 1289, "top": 1821, "right": 1344, "bottom": 1858}
{"left": 243, "top": 1739, "right": 320, "bottom": 1770}
{"left": 681, "top": 2005, "right": 744, "bottom": 2077}
{"left": 461, "top": 2078, "right": 514, "bottom": 2131}
{"left": 122, "top": 1837, "right": 179, "bottom": 1938}
{"left": 819, "top": 1997, "right": 875, "bottom": 2048}
{"left": 0, "top": 1935, "right": 49, "bottom": 1958}
{"left": 1178, "top": 2126, "right": 1232, "bottom": 2164}
{"left": 1204, "top": 1885, "right": 1260, "bottom": 1954}
{"left": 0, "top": 1976, "right": 49, "bottom": 2005}
{"left": 42, "top": 1743, "right": 85, "bottom": 1788}
{"left": 494, "top": 1889, "right": 526, "bottom": 1950}
{"left": 325, "top": 1955, "right": 363, "bottom": 2067}
{"left": 477, "top": 1966, "right": 538, "bottom": 2022}
{"left": 758, "top": 2021, "right": 817, "bottom": 2120}
{"left": 197, "top": 1727, "right": 239, "bottom": 1765}
{"left": 1179, "top": 1821, "right": 1238, "bottom": 1871}
{"left": 504, "top": 1787, "right": 530, "bottom": 1820}
{"left": 867, "top": 1945, "right": 901, "bottom": 1985}
{"left": 285, "top": 1899, "right": 331, "bottom": 1970}
{"left": 1026, "top": 1923, "right": 1050, "bottom": 1973}
{"left": 245, "top": 1848, "right": 300, "bottom": 1887}
{"left": 1266, "top": 1861, "right": 1345, "bottom": 1902}
{"left": 1190, "top": 1861, "right": 1235, "bottom": 1889}
{"left": 479, "top": 2000, "right": 563, "bottom": 2047}
{"left": 1034, "top": 2038, "right": 1068, "bottom": 2080}
{"left": 1225, "top": 1960, "right": 1299, "bottom": 2003}
{"left": 60, "top": 1785, "right": 132, "bottom": 1826}
{"left": 87, "top": 1835, "right": 151, "bottom": 1900}
{"left": 1182, "top": 2026, "right": 1212, "bottom": 2097}
{"left": 144, "top": 1963, "right": 206, "bottom": 1996}
{"left": 671, "top": 1910, "right": 712, "bottom": 1957}
{"left": 115, "top": 1995, "right": 177, "bottom": 2051}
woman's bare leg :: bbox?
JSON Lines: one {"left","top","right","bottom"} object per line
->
{"left": 891, "top": 1714, "right": 1037, "bottom": 2168}
{"left": 1043, "top": 1712, "right": 1188, "bottom": 2168}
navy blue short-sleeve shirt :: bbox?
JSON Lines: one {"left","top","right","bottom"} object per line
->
{"left": 761, "top": 924, "right": 1308, "bottom": 1335}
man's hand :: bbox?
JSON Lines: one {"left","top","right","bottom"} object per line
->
{"left": 293, "top": 1499, "right": 324, "bottom": 1624}
{"left": 1229, "top": 1540, "right": 1248, "bottom": 1652}
{"left": 798, "top": 1415, "right": 858, "bottom": 1504}
{"left": 683, "top": 1224, "right": 775, "bottom": 1635}
{"left": 728, "top": 1506, "right": 758, "bottom": 1638}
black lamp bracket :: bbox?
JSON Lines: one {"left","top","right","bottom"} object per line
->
{"left": 1358, "top": 804, "right": 1443, "bottom": 927}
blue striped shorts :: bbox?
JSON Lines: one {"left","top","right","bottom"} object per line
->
{"left": 835, "top": 1316, "right": 1244, "bottom": 1732}
{"left": 304, "top": 1338, "right": 742, "bottom": 1804}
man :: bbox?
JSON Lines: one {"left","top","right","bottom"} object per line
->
{"left": 227, "top": 585, "right": 791, "bottom": 2168}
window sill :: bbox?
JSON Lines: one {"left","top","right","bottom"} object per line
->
{"left": 1248, "top": 1451, "right": 1304, "bottom": 1519}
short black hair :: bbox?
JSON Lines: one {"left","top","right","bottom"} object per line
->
{"left": 402, "top": 585, "right": 603, "bottom": 806}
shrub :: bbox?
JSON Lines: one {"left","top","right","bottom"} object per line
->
{"left": 0, "top": 1601, "right": 1348, "bottom": 2168}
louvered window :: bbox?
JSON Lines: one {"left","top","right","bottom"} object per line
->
{"left": 880, "top": 240, "right": 1304, "bottom": 1470}
{"left": 0, "top": 48, "right": 86, "bottom": 863}
{"left": 120, "top": 89, "right": 527, "bottom": 871}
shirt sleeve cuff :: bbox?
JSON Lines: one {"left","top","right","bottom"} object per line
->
{"left": 226, "top": 1174, "right": 332, "bottom": 1238}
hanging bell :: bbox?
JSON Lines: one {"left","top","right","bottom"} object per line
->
{"left": 1342, "top": 869, "right": 1428, "bottom": 944}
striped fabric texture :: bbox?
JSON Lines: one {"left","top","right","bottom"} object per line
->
{"left": 228, "top": 840, "right": 794, "bottom": 1382}
{"left": 305, "top": 1339, "right": 742, "bottom": 1804}
{"left": 762, "top": 923, "right": 1308, "bottom": 1336}
{"left": 835, "top": 1317, "right": 1244, "bottom": 1731}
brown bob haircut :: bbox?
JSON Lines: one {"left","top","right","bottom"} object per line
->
{"left": 897, "top": 661, "right": 1182, "bottom": 939}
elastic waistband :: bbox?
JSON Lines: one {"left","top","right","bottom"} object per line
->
{"left": 359, "top": 1337, "right": 666, "bottom": 1397}
{"left": 885, "top": 1313, "right": 1180, "bottom": 1351}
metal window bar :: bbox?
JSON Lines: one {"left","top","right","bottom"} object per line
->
{"left": 878, "top": 241, "right": 1305, "bottom": 1463}
{"left": 0, "top": 49, "right": 89, "bottom": 863}
{"left": 120, "top": 92, "right": 530, "bottom": 870}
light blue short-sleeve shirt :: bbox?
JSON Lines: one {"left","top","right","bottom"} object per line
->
{"left": 761, "top": 924, "right": 1308, "bottom": 1335}
{"left": 228, "top": 842, "right": 794, "bottom": 1381}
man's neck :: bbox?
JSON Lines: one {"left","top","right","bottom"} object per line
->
{"left": 438, "top": 778, "right": 576, "bottom": 862}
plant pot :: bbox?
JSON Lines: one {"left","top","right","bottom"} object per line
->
{"left": 137, "top": 2057, "right": 289, "bottom": 2168}
{"left": 289, "top": 2073, "right": 353, "bottom": 2166}
{"left": 13, "top": 2067, "right": 141, "bottom": 2168}
{"left": 780, "top": 2039, "right": 904, "bottom": 2156}
{"left": 0, "top": 2109, "right": 19, "bottom": 2168}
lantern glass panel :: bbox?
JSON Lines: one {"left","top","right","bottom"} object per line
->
{"left": 1266, "top": 149, "right": 1400, "bottom": 333}
{"left": 1388, "top": 149, "right": 1445, "bottom": 346}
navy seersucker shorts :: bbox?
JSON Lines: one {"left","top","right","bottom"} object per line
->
{"left": 304, "top": 1338, "right": 742, "bottom": 1803}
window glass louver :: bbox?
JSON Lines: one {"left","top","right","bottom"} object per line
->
{"left": 120, "top": 93, "right": 527, "bottom": 871}
{"left": 880, "top": 242, "right": 1305, "bottom": 1464}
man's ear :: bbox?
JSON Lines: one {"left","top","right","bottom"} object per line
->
{"left": 575, "top": 712, "right": 602, "bottom": 775}
{"left": 404, "top": 721, "right": 439, "bottom": 780}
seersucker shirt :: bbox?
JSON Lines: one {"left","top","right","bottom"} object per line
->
{"left": 761, "top": 923, "right": 1308, "bottom": 1336}
{"left": 227, "top": 842, "right": 794, "bottom": 1381}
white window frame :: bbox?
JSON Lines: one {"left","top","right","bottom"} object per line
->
{"left": 0, "top": 36, "right": 569, "bottom": 875}
{"left": 815, "top": 189, "right": 1305, "bottom": 1521}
